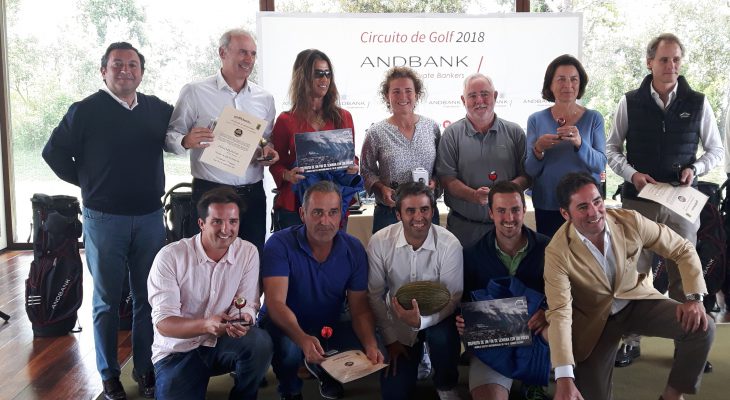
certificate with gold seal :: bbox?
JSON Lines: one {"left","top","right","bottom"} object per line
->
{"left": 200, "top": 106, "right": 269, "bottom": 176}
{"left": 638, "top": 182, "right": 708, "bottom": 223}
{"left": 320, "top": 350, "right": 388, "bottom": 384}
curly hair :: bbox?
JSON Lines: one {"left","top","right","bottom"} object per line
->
{"left": 379, "top": 66, "right": 425, "bottom": 110}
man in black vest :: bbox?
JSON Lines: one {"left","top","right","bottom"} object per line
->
{"left": 606, "top": 33, "right": 724, "bottom": 370}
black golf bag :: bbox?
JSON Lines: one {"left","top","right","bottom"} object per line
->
{"left": 25, "top": 194, "right": 83, "bottom": 336}
{"left": 163, "top": 182, "right": 196, "bottom": 243}
{"left": 652, "top": 182, "right": 727, "bottom": 310}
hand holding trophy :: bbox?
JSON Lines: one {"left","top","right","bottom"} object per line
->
{"left": 229, "top": 296, "right": 252, "bottom": 326}
{"left": 256, "top": 137, "right": 273, "bottom": 162}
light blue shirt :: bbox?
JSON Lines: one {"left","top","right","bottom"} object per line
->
{"left": 525, "top": 108, "right": 606, "bottom": 211}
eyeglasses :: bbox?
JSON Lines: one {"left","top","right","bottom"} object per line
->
{"left": 313, "top": 70, "right": 332, "bottom": 79}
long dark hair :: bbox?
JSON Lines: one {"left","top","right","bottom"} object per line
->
{"left": 288, "top": 49, "right": 343, "bottom": 128}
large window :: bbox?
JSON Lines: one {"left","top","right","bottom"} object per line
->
{"left": 6, "top": 0, "right": 259, "bottom": 243}
{"left": 4, "top": 0, "right": 517, "bottom": 245}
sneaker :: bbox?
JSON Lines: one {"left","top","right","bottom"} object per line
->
{"left": 614, "top": 343, "right": 640, "bottom": 367}
{"left": 437, "top": 388, "right": 461, "bottom": 400}
{"left": 132, "top": 369, "right": 155, "bottom": 398}
{"left": 522, "top": 385, "right": 550, "bottom": 400}
{"left": 102, "top": 377, "right": 127, "bottom": 400}
{"left": 304, "top": 360, "right": 344, "bottom": 399}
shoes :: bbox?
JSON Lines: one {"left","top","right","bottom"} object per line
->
{"left": 132, "top": 369, "right": 155, "bottom": 398}
{"left": 437, "top": 388, "right": 461, "bottom": 400}
{"left": 102, "top": 377, "right": 127, "bottom": 400}
{"left": 704, "top": 360, "right": 713, "bottom": 373}
{"left": 614, "top": 343, "right": 640, "bottom": 368}
{"left": 304, "top": 360, "right": 344, "bottom": 399}
{"left": 280, "top": 394, "right": 303, "bottom": 400}
{"left": 522, "top": 385, "right": 550, "bottom": 400}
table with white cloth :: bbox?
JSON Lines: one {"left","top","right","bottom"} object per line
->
{"left": 346, "top": 200, "right": 538, "bottom": 247}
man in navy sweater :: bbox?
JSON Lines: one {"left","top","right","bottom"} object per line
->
{"left": 43, "top": 42, "right": 173, "bottom": 400}
{"left": 457, "top": 181, "right": 551, "bottom": 400}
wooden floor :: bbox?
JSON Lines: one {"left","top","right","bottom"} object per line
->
{"left": 0, "top": 249, "right": 728, "bottom": 400}
{"left": 0, "top": 250, "right": 131, "bottom": 400}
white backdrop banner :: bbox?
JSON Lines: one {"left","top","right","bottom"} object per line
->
{"left": 258, "top": 13, "right": 582, "bottom": 153}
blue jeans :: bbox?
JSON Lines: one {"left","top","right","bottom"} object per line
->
{"left": 154, "top": 327, "right": 273, "bottom": 400}
{"left": 83, "top": 207, "right": 165, "bottom": 380}
{"left": 372, "top": 204, "right": 441, "bottom": 234}
{"left": 259, "top": 317, "right": 368, "bottom": 396}
{"left": 380, "top": 314, "right": 460, "bottom": 400}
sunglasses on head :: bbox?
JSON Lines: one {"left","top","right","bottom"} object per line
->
{"left": 313, "top": 70, "right": 332, "bottom": 78}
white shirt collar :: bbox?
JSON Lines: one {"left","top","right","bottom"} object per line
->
{"left": 194, "top": 233, "right": 233, "bottom": 265}
{"left": 101, "top": 84, "right": 138, "bottom": 110}
{"left": 216, "top": 69, "right": 250, "bottom": 94}
{"left": 649, "top": 80, "right": 678, "bottom": 109}
{"left": 573, "top": 220, "right": 611, "bottom": 255}
{"left": 394, "top": 223, "right": 437, "bottom": 252}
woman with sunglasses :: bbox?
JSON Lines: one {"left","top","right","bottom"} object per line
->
{"left": 270, "top": 49, "right": 359, "bottom": 230}
{"left": 360, "top": 66, "right": 441, "bottom": 233}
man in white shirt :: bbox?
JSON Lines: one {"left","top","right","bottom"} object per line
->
{"left": 367, "top": 182, "right": 463, "bottom": 400}
{"left": 605, "top": 33, "right": 723, "bottom": 369}
{"left": 545, "top": 173, "right": 714, "bottom": 400}
{"left": 166, "top": 28, "right": 279, "bottom": 254}
{"left": 148, "top": 187, "right": 272, "bottom": 400}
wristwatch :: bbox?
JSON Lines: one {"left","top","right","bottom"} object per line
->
{"left": 685, "top": 164, "right": 697, "bottom": 175}
{"left": 685, "top": 293, "right": 703, "bottom": 302}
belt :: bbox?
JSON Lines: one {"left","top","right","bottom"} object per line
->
{"left": 450, "top": 210, "right": 490, "bottom": 225}
{"left": 192, "top": 178, "right": 263, "bottom": 194}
